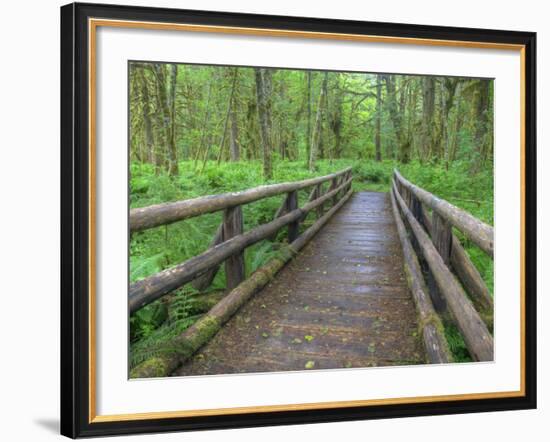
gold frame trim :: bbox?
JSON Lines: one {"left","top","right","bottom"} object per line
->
{"left": 88, "top": 18, "right": 527, "bottom": 424}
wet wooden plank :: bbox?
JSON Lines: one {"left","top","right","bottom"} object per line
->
{"left": 174, "top": 192, "right": 425, "bottom": 376}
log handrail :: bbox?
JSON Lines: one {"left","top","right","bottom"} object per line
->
{"left": 391, "top": 174, "right": 494, "bottom": 362}
{"left": 129, "top": 170, "right": 353, "bottom": 314}
{"left": 392, "top": 180, "right": 493, "bottom": 361}
{"left": 389, "top": 189, "right": 451, "bottom": 364}
{"left": 393, "top": 169, "right": 494, "bottom": 257}
{"left": 130, "top": 188, "right": 354, "bottom": 378}
{"left": 421, "top": 210, "right": 493, "bottom": 315}
{"left": 131, "top": 167, "right": 352, "bottom": 232}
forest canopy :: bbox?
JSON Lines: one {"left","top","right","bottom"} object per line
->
{"left": 129, "top": 62, "right": 493, "bottom": 177}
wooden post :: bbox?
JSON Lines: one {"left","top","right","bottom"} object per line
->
{"left": 268, "top": 196, "right": 289, "bottom": 241}
{"left": 191, "top": 223, "right": 224, "bottom": 291}
{"left": 411, "top": 194, "right": 447, "bottom": 314}
{"left": 223, "top": 205, "right": 245, "bottom": 290}
{"left": 330, "top": 177, "right": 338, "bottom": 206}
{"left": 316, "top": 183, "right": 324, "bottom": 218}
{"left": 286, "top": 190, "right": 299, "bottom": 242}
{"left": 404, "top": 187, "right": 412, "bottom": 210}
{"left": 421, "top": 209, "right": 493, "bottom": 315}
{"left": 430, "top": 210, "right": 458, "bottom": 315}
{"left": 342, "top": 171, "right": 350, "bottom": 195}
{"left": 432, "top": 212, "right": 453, "bottom": 265}
{"left": 299, "top": 186, "right": 318, "bottom": 223}
{"left": 410, "top": 194, "right": 423, "bottom": 225}
{"left": 408, "top": 193, "right": 423, "bottom": 253}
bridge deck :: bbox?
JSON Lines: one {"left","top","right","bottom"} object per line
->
{"left": 174, "top": 191, "right": 425, "bottom": 376}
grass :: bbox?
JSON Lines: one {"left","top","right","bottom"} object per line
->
{"left": 130, "top": 158, "right": 493, "bottom": 366}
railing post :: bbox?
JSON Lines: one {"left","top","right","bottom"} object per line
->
{"left": 191, "top": 223, "right": 224, "bottom": 291}
{"left": 330, "top": 177, "right": 338, "bottom": 206}
{"left": 223, "top": 205, "right": 245, "bottom": 290}
{"left": 316, "top": 183, "right": 323, "bottom": 218}
{"left": 286, "top": 190, "right": 299, "bottom": 242}
{"left": 300, "top": 186, "right": 318, "bottom": 223}
{"left": 410, "top": 194, "right": 423, "bottom": 226}
{"left": 407, "top": 188, "right": 447, "bottom": 314}
{"left": 341, "top": 171, "right": 347, "bottom": 197}
{"left": 432, "top": 212, "right": 453, "bottom": 265}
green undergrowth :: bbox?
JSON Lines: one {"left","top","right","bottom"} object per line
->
{"left": 130, "top": 159, "right": 493, "bottom": 368}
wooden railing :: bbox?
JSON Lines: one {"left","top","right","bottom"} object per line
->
{"left": 129, "top": 167, "right": 353, "bottom": 314}
{"left": 391, "top": 169, "right": 494, "bottom": 362}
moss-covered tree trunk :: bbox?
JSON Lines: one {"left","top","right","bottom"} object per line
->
{"left": 167, "top": 64, "right": 179, "bottom": 176}
{"left": 255, "top": 68, "right": 273, "bottom": 180}
{"left": 308, "top": 71, "right": 328, "bottom": 171}
{"left": 138, "top": 67, "right": 156, "bottom": 166}
{"left": 385, "top": 75, "right": 411, "bottom": 163}
{"left": 421, "top": 76, "right": 435, "bottom": 161}
{"left": 375, "top": 74, "right": 383, "bottom": 162}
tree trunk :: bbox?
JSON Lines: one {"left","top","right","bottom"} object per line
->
{"left": 439, "top": 78, "right": 458, "bottom": 168}
{"left": 375, "top": 75, "right": 382, "bottom": 162}
{"left": 138, "top": 68, "right": 156, "bottom": 166}
{"left": 194, "top": 78, "right": 213, "bottom": 168}
{"left": 217, "top": 69, "right": 239, "bottom": 164}
{"left": 167, "top": 64, "right": 179, "bottom": 176}
{"left": 448, "top": 83, "right": 464, "bottom": 163}
{"left": 421, "top": 76, "right": 435, "bottom": 161}
{"left": 255, "top": 68, "right": 273, "bottom": 180}
{"left": 330, "top": 74, "right": 343, "bottom": 159}
{"left": 153, "top": 63, "right": 178, "bottom": 175}
{"left": 229, "top": 105, "right": 240, "bottom": 161}
{"left": 385, "top": 76, "right": 411, "bottom": 163}
{"left": 306, "top": 71, "right": 312, "bottom": 166}
{"left": 472, "top": 80, "right": 491, "bottom": 172}
{"left": 309, "top": 72, "right": 328, "bottom": 171}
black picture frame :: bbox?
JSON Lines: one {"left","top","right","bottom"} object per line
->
{"left": 61, "top": 2, "right": 537, "bottom": 438}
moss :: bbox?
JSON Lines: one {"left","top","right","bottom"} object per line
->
{"left": 404, "top": 266, "right": 415, "bottom": 289}
{"left": 130, "top": 356, "right": 170, "bottom": 379}
{"left": 191, "top": 291, "right": 225, "bottom": 313}
{"left": 130, "top": 315, "right": 222, "bottom": 378}
{"left": 178, "top": 315, "right": 221, "bottom": 357}
{"left": 417, "top": 312, "right": 453, "bottom": 361}
{"left": 419, "top": 312, "right": 445, "bottom": 336}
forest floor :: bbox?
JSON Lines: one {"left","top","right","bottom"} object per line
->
{"left": 129, "top": 158, "right": 493, "bottom": 368}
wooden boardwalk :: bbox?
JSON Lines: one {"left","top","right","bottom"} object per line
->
{"left": 174, "top": 192, "right": 425, "bottom": 376}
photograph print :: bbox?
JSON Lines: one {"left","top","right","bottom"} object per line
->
{"left": 128, "top": 61, "right": 494, "bottom": 379}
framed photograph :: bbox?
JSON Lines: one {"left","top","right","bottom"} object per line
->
{"left": 60, "top": 2, "right": 536, "bottom": 438}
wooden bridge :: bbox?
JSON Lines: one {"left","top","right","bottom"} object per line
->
{"left": 129, "top": 167, "right": 494, "bottom": 378}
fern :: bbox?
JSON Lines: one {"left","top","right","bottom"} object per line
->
{"left": 130, "top": 253, "right": 164, "bottom": 282}
{"left": 129, "top": 313, "right": 203, "bottom": 368}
